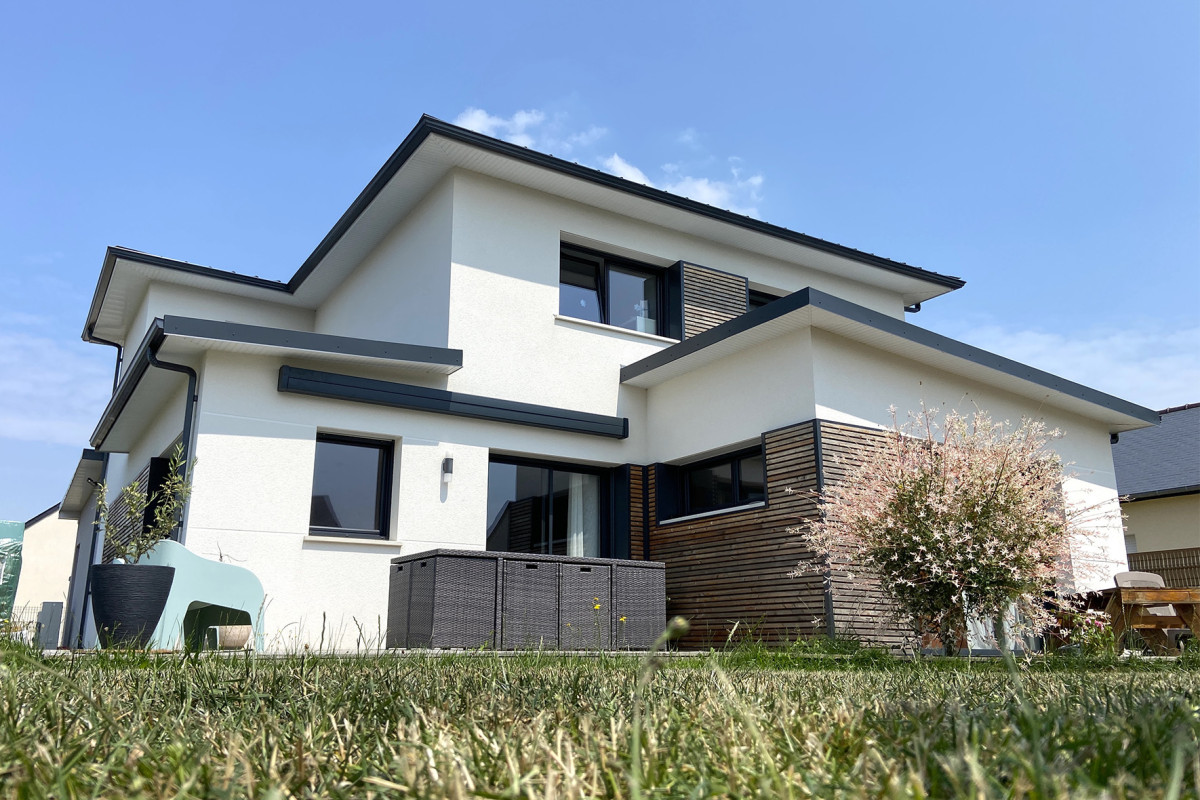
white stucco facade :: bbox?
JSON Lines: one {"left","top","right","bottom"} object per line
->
{"left": 65, "top": 117, "right": 1155, "bottom": 650}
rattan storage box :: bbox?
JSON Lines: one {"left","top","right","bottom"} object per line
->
{"left": 387, "top": 550, "right": 666, "bottom": 650}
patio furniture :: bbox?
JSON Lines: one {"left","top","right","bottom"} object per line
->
{"left": 387, "top": 549, "right": 665, "bottom": 650}
{"left": 136, "top": 540, "right": 265, "bottom": 651}
{"left": 1100, "top": 577, "right": 1200, "bottom": 654}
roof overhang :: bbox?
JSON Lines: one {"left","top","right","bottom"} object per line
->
{"left": 59, "top": 452, "right": 105, "bottom": 520}
{"left": 85, "top": 116, "right": 965, "bottom": 343}
{"left": 622, "top": 288, "right": 1160, "bottom": 434}
{"left": 90, "top": 316, "right": 463, "bottom": 452}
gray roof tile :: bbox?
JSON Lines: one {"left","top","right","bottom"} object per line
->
{"left": 1112, "top": 404, "right": 1200, "bottom": 497}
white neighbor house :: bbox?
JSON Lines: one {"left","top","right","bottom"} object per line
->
{"left": 59, "top": 115, "right": 1157, "bottom": 651}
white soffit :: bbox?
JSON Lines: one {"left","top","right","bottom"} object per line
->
{"left": 97, "top": 366, "right": 187, "bottom": 453}
{"left": 93, "top": 256, "right": 304, "bottom": 345}
{"left": 59, "top": 452, "right": 105, "bottom": 519}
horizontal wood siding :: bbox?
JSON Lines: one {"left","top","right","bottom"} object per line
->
{"left": 818, "top": 421, "right": 911, "bottom": 649}
{"left": 682, "top": 262, "right": 748, "bottom": 339}
{"left": 647, "top": 422, "right": 826, "bottom": 648}
{"left": 1128, "top": 547, "right": 1200, "bottom": 588}
{"left": 629, "top": 466, "right": 646, "bottom": 561}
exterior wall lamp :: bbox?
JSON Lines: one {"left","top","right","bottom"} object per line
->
{"left": 441, "top": 456, "right": 454, "bottom": 484}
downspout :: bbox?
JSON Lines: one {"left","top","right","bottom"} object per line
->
{"left": 75, "top": 327, "right": 122, "bottom": 648}
{"left": 146, "top": 338, "right": 198, "bottom": 545}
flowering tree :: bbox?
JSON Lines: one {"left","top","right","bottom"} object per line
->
{"left": 795, "top": 407, "right": 1083, "bottom": 650}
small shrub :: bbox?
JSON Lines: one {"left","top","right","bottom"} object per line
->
{"left": 794, "top": 406, "right": 1107, "bottom": 651}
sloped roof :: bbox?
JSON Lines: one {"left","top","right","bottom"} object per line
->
{"left": 622, "top": 287, "right": 1159, "bottom": 432}
{"left": 84, "top": 116, "right": 965, "bottom": 344}
{"left": 1113, "top": 403, "right": 1200, "bottom": 498}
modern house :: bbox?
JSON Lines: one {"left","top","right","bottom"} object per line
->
{"left": 59, "top": 115, "right": 1158, "bottom": 650}
{"left": 1113, "top": 403, "right": 1200, "bottom": 586}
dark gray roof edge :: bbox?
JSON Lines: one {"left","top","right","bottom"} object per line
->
{"left": 291, "top": 115, "right": 966, "bottom": 292}
{"left": 278, "top": 365, "right": 629, "bottom": 439}
{"left": 84, "top": 246, "right": 291, "bottom": 342}
{"left": 84, "top": 117, "right": 966, "bottom": 340}
{"left": 162, "top": 316, "right": 463, "bottom": 368}
{"left": 1125, "top": 485, "right": 1200, "bottom": 502}
{"left": 90, "top": 318, "right": 168, "bottom": 448}
{"left": 621, "top": 287, "right": 1160, "bottom": 425}
{"left": 25, "top": 503, "right": 62, "bottom": 527}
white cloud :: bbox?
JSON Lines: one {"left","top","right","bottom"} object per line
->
{"left": 937, "top": 320, "right": 1200, "bottom": 412}
{"left": 453, "top": 106, "right": 765, "bottom": 216}
{"left": 0, "top": 330, "right": 112, "bottom": 447}
{"left": 602, "top": 153, "right": 653, "bottom": 185}
{"left": 453, "top": 107, "right": 547, "bottom": 148}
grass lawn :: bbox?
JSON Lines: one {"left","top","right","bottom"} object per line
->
{"left": 1, "top": 642, "right": 1197, "bottom": 798}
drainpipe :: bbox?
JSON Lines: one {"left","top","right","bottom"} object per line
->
{"left": 146, "top": 340, "right": 198, "bottom": 545}
{"left": 74, "top": 327, "right": 123, "bottom": 647}
{"left": 85, "top": 325, "right": 124, "bottom": 393}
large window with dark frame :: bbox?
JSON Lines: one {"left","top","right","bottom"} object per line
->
{"left": 657, "top": 446, "right": 766, "bottom": 521}
{"left": 486, "top": 457, "right": 610, "bottom": 558}
{"left": 309, "top": 433, "right": 393, "bottom": 539}
{"left": 559, "top": 245, "right": 665, "bottom": 336}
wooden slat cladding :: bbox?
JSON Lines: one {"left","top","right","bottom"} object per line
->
{"left": 681, "top": 262, "right": 748, "bottom": 339}
{"left": 646, "top": 422, "right": 826, "bottom": 648}
{"left": 1128, "top": 547, "right": 1200, "bottom": 588}
{"left": 818, "top": 421, "right": 911, "bottom": 649}
{"left": 101, "top": 463, "right": 153, "bottom": 564}
{"left": 629, "top": 466, "right": 646, "bottom": 561}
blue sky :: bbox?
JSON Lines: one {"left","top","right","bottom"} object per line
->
{"left": 1, "top": 2, "right": 1197, "bottom": 522}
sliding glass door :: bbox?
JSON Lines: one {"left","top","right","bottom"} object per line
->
{"left": 486, "top": 458, "right": 606, "bottom": 557}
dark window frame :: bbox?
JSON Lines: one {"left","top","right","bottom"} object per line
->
{"left": 486, "top": 454, "right": 615, "bottom": 558}
{"left": 748, "top": 288, "right": 784, "bottom": 310}
{"left": 559, "top": 245, "right": 669, "bottom": 337}
{"left": 678, "top": 444, "right": 767, "bottom": 517}
{"left": 309, "top": 432, "right": 394, "bottom": 540}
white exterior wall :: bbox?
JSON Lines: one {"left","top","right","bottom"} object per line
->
{"left": 124, "top": 283, "right": 313, "bottom": 355}
{"left": 643, "top": 329, "right": 817, "bottom": 462}
{"left": 448, "top": 170, "right": 907, "bottom": 321}
{"left": 13, "top": 512, "right": 77, "bottom": 647}
{"left": 183, "top": 347, "right": 643, "bottom": 650}
{"left": 315, "top": 177, "right": 454, "bottom": 347}
{"left": 809, "top": 329, "right": 1128, "bottom": 591}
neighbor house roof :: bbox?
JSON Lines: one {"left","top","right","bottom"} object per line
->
{"left": 1112, "top": 403, "right": 1200, "bottom": 499}
{"left": 84, "top": 116, "right": 965, "bottom": 344}
{"left": 621, "top": 287, "right": 1159, "bottom": 433}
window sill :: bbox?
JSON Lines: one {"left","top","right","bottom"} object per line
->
{"left": 303, "top": 535, "right": 406, "bottom": 549}
{"left": 553, "top": 315, "right": 678, "bottom": 344}
{"left": 658, "top": 501, "right": 766, "bottom": 526}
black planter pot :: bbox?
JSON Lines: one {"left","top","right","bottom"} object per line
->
{"left": 89, "top": 564, "right": 176, "bottom": 649}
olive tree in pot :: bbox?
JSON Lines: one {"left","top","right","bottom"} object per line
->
{"left": 90, "top": 445, "right": 193, "bottom": 648}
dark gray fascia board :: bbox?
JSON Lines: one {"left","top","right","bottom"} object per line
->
{"left": 161, "top": 316, "right": 463, "bottom": 370}
{"left": 85, "top": 117, "right": 965, "bottom": 340}
{"left": 90, "top": 316, "right": 465, "bottom": 447}
{"left": 278, "top": 365, "right": 629, "bottom": 439}
{"left": 291, "top": 115, "right": 965, "bottom": 292}
{"left": 1125, "top": 485, "right": 1200, "bottom": 502}
{"left": 620, "top": 287, "right": 1160, "bottom": 425}
{"left": 84, "top": 246, "right": 290, "bottom": 341}
{"left": 90, "top": 319, "right": 168, "bottom": 448}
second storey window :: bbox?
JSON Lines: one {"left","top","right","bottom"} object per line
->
{"left": 559, "top": 246, "right": 663, "bottom": 335}
{"left": 309, "top": 433, "right": 393, "bottom": 539}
